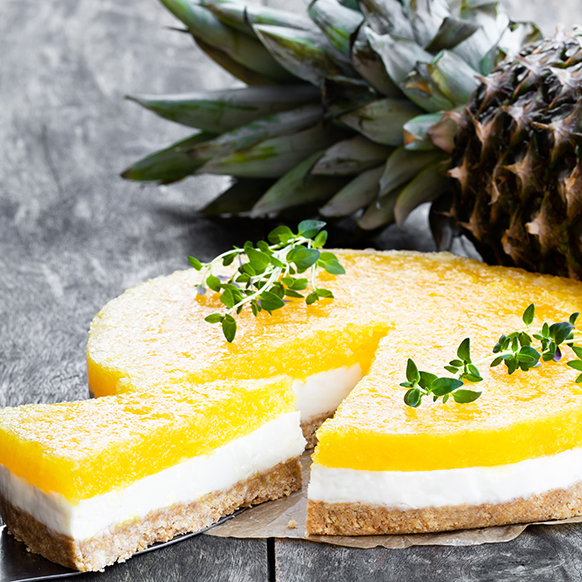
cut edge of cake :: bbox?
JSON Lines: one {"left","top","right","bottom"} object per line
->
{"left": 1, "top": 457, "right": 301, "bottom": 571}
{"left": 0, "top": 379, "right": 306, "bottom": 571}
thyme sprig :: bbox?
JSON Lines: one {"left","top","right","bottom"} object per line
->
{"left": 401, "top": 305, "right": 582, "bottom": 408}
{"left": 188, "top": 221, "right": 345, "bottom": 342}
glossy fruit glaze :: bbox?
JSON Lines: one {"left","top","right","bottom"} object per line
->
{"left": 313, "top": 251, "right": 582, "bottom": 471}
{"left": 87, "top": 260, "right": 390, "bottom": 397}
{"left": 0, "top": 377, "right": 294, "bottom": 501}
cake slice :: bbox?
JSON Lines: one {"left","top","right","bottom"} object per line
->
{"left": 87, "top": 265, "right": 390, "bottom": 445}
{"left": 0, "top": 377, "right": 305, "bottom": 571}
{"left": 307, "top": 253, "right": 582, "bottom": 535}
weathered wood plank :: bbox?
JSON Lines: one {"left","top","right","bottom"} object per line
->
{"left": 65, "top": 536, "right": 268, "bottom": 582}
{"left": 275, "top": 524, "right": 582, "bottom": 582}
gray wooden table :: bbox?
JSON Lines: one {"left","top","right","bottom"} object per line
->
{"left": 2, "top": 0, "right": 582, "bottom": 580}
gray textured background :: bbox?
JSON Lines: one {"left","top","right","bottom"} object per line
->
{"left": 2, "top": 0, "right": 582, "bottom": 580}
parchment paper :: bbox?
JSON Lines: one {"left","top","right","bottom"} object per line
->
{"left": 206, "top": 454, "right": 582, "bottom": 548}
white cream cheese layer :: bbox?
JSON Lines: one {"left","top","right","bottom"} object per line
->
{"left": 0, "top": 411, "right": 305, "bottom": 540}
{"left": 292, "top": 364, "right": 363, "bottom": 420}
{"left": 309, "top": 447, "right": 582, "bottom": 509}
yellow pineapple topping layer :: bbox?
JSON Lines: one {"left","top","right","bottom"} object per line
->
{"left": 87, "top": 263, "right": 390, "bottom": 397}
{"left": 0, "top": 377, "right": 295, "bottom": 502}
{"left": 313, "top": 251, "right": 582, "bottom": 472}
{"left": 87, "top": 249, "right": 582, "bottom": 473}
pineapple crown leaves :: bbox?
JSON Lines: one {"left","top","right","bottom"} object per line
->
{"left": 189, "top": 220, "right": 345, "bottom": 342}
{"left": 402, "top": 304, "right": 582, "bottom": 408}
{"left": 123, "top": 0, "right": 541, "bottom": 237}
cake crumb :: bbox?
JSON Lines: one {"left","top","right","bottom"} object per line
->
{"left": 287, "top": 520, "right": 297, "bottom": 530}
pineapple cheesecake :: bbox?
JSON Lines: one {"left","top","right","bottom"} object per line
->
{"left": 307, "top": 252, "right": 582, "bottom": 535}
{"left": 0, "top": 377, "right": 305, "bottom": 571}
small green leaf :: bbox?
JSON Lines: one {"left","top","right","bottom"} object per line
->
{"left": 246, "top": 247, "right": 271, "bottom": 271}
{"left": 188, "top": 256, "right": 203, "bottom": 271}
{"left": 577, "top": 373, "right": 582, "bottom": 383}
{"left": 220, "top": 289, "right": 235, "bottom": 308}
{"left": 462, "top": 373, "right": 483, "bottom": 383}
{"left": 493, "top": 334, "right": 506, "bottom": 353}
{"left": 505, "top": 358, "right": 518, "bottom": 375}
{"left": 467, "top": 364, "right": 481, "bottom": 377}
{"left": 400, "top": 381, "right": 413, "bottom": 387}
{"left": 452, "top": 389, "right": 481, "bottom": 403}
{"left": 444, "top": 365, "right": 458, "bottom": 374}
{"left": 572, "top": 346, "right": 582, "bottom": 359}
{"left": 290, "top": 278, "right": 309, "bottom": 290}
{"left": 449, "top": 359, "right": 463, "bottom": 367}
{"left": 298, "top": 220, "right": 326, "bottom": 239}
{"left": 222, "top": 252, "right": 237, "bottom": 267}
{"left": 519, "top": 346, "right": 540, "bottom": 363}
{"left": 222, "top": 315, "right": 237, "bottom": 342}
{"left": 570, "top": 312, "right": 579, "bottom": 325}
{"left": 260, "top": 291, "right": 285, "bottom": 312}
{"left": 318, "top": 251, "right": 339, "bottom": 262}
{"left": 549, "top": 322, "right": 575, "bottom": 345}
{"left": 316, "top": 288, "right": 334, "bottom": 298}
{"left": 306, "top": 292, "right": 319, "bottom": 305}
{"left": 542, "top": 322, "right": 550, "bottom": 337}
{"left": 419, "top": 371, "right": 437, "bottom": 390}
{"left": 406, "top": 358, "right": 420, "bottom": 384}
{"left": 205, "top": 313, "right": 224, "bottom": 324}
{"left": 292, "top": 247, "right": 320, "bottom": 272}
{"left": 268, "top": 225, "right": 294, "bottom": 244}
{"left": 242, "top": 263, "right": 256, "bottom": 276}
{"left": 511, "top": 336, "right": 520, "bottom": 352}
{"left": 522, "top": 304, "right": 535, "bottom": 326}
{"left": 320, "top": 259, "right": 346, "bottom": 275}
{"left": 285, "top": 289, "right": 304, "bottom": 298}
{"left": 462, "top": 365, "right": 483, "bottom": 382}
{"left": 206, "top": 274, "right": 222, "bottom": 292}
{"left": 313, "top": 230, "right": 328, "bottom": 247}
{"left": 404, "top": 388, "right": 422, "bottom": 408}
{"left": 431, "top": 377, "right": 464, "bottom": 397}
{"left": 457, "top": 338, "right": 471, "bottom": 363}
{"left": 567, "top": 360, "right": 582, "bottom": 372}
{"left": 490, "top": 356, "right": 503, "bottom": 367}
{"left": 518, "top": 332, "right": 532, "bottom": 346}
{"left": 271, "top": 283, "right": 285, "bottom": 298}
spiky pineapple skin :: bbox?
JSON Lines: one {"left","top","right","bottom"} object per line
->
{"left": 450, "top": 32, "right": 582, "bottom": 280}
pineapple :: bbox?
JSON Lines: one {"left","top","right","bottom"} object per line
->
{"left": 450, "top": 32, "right": 582, "bottom": 279}
{"left": 122, "top": 0, "right": 582, "bottom": 279}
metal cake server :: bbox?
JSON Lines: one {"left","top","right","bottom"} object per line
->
{"left": 0, "top": 511, "right": 242, "bottom": 582}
